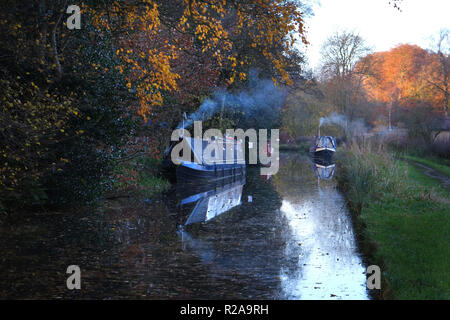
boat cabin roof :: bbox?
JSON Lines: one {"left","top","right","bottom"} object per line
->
{"left": 177, "top": 137, "right": 245, "bottom": 165}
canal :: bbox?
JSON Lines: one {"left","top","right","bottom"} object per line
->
{"left": 0, "top": 152, "right": 368, "bottom": 299}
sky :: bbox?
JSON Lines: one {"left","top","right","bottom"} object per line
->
{"left": 302, "top": 0, "right": 450, "bottom": 70}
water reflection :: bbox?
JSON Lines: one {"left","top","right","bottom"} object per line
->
{"left": 174, "top": 176, "right": 245, "bottom": 226}
{"left": 273, "top": 154, "right": 368, "bottom": 299}
{"left": 0, "top": 153, "right": 368, "bottom": 299}
{"left": 312, "top": 156, "right": 336, "bottom": 180}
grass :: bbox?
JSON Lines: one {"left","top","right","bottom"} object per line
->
{"left": 279, "top": 142, "right": 310, "bottom": 153}
{"left": 110, "top": 155, "right": 170, "bottom": 198}
{"left": 337, "top": 141, "right": 450, "bottom": 300}
{"left": 137, "top": 171, "right": 170, "bottom": 197}
{"left": 403, "top": 155, "right": 450, "bottom": 178}
{"left": 406, "top": 162, "right": 450, "bottom": 199}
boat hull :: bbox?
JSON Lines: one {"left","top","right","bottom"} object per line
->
{"left": 314, "top": 149, "right": 335, "bottom": 159}
{"left": 176, "top": 162, "right": 246, "bottom": 181}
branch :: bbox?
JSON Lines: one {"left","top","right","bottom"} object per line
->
{"left": 51, "top": 0, "right": 68, "bottom": 80}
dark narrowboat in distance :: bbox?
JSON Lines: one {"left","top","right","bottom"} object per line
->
{"left": 311, "top": 136, "right": 337, "bottom": 158}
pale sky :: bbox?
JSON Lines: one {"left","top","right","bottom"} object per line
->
{"left": 302, "top": 0, "right": 450, "bottom": 70}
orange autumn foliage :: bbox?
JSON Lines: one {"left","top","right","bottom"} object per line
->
{"left": 361, "top": 44, "right": 446, "bottom": 113}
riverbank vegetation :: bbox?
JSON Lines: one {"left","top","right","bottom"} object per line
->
{"left": 337, "top": 140, "right": 449, "bottom": 299}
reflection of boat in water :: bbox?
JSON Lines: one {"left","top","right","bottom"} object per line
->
{"left": 311, "top": 136, "right": 336, "bottom": 158}
{"left": 311, "top": 156, "right": 336, "bottom": 180}
{"left": 174, "top": 175, "right": 246, "bottom": 226}
{"left": 163, "top": 137, "right": 246, "bottom": 182}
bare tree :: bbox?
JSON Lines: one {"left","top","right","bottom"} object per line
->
{"left": 319, "top": 31, "right": 371, "bottom": 127}
{"left": 320, "top": 31, "right": 371, "bottom": 80}
{"left": 427, "top": 29, "right": 449, "bottom": 117}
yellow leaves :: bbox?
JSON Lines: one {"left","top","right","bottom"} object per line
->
{"left": 116, "top": 65, "right": 124, "bottom": 74}
{"left": 86, "top": 0, "right": 303, "bottom": 120}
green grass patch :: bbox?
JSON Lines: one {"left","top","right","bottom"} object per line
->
{"left": 337, "top": 141, "right": 450, "bottom": 299}
{"left": 405, "top": 162, "right": 450, "bottom": 199}
{"left": 403, "top": 155, "right": 450, "bottom": 178}
{"left": 137, "top": 171, "right": 170, "bottom": 196}
{"left": 111, "top": 155, "right": 170, "bottom": 197}
{"left": 279, "top": 142, "right": 310, "bottom": 153}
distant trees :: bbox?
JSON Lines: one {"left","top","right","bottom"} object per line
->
{"left": 318, "top": 31, "right": 372, "bottom": 130}
{"left": 282, "top": 89, "right": 330, "bottom": 139}
{"left": 354, "top": 41, "right": 448, "bottom": 153}
{"left": 360, "top": 43, "right": 448, "bottom": 127}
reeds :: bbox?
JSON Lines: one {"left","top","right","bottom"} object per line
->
{"left": 336, "top": 138, "right": 409, "bottom": 211}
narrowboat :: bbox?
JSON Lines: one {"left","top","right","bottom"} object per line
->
{"left": 163, "top": 136, "right": 246, "bottom": 182}
{"left": 311, "top": 136, "right": 337, "bottom": 158}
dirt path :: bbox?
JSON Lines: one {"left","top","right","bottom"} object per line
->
{"left": 410, "top": 161, "right": 450, "bottom": 190}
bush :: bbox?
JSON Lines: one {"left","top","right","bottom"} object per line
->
{"left": 0, "top": 8, "right": 135, "bottom": 209}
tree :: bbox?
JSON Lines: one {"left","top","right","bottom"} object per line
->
{"left": 425, "top": 29, "right": 449, "bottom": 116}
{"left": 320, "top": 31, "right": 371, "bottom": 80}
{"left": 89, "top": 0, "right": 308, "bottom": 120}
{"left": 0, "top": 0, "right": 310, "bottom": 208}
{"left": 319, "top": 31, "right": 371, "bottom": 128}
{"left": 361, "top": 44, "right": 446, "bottom": 131}
{"left": 0, "top": 1, "right": 135, "bottom": 206}
{"left": 282, "top": 89, "right": 331, "bottom": 139}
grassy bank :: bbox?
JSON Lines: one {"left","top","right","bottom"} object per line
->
{"left": 279, "top": 142, "right": 310, "bottom": 153}
{"left": 110, "top": 155, "right": 170, "bottom": 199}
{"left": 336, "top": 142, "right": 449, "bottom": 299}
{"left": 402, "top": 155, "right": 450, "bottom": 177}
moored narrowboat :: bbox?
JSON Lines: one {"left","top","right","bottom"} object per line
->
{"left": 311, "top": 136, "right": 337, "bottom": 158}
{"left": 163, "top": 136, "right": 246, "bottom": 182}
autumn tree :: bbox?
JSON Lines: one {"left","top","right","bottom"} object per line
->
{"left": 360, "top": 44, "right": 446, "bottom": 131}
{"left": 89, "top": 0, "right": 307, "bottom": 121}
{"left": 0, "top": 1, "right": 135, "bottom": 206}
{"left": 0, "top": 0, "right": 309, "bottom": 208}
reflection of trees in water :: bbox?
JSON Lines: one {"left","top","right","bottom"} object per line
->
{"left": 175, "top": 167, "right": 294, "bottom": 298}
{"left": 0, "top": 155, "right": 364, "bottom": 299}
{"left": 273, "top": 153, "right": 335, "bottom": 202}
{"left": 273, "top": 154, "right": 360, "bottom": 261}
{"left": 271, "top": 153, "right": 367, "bottom": 299}
{"left": 0, "top": 199, "right": 179, "bottom": 298}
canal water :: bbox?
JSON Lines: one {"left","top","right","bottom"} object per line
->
{"left": 0, "top": 153, "right": 368, "bottom": 299}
